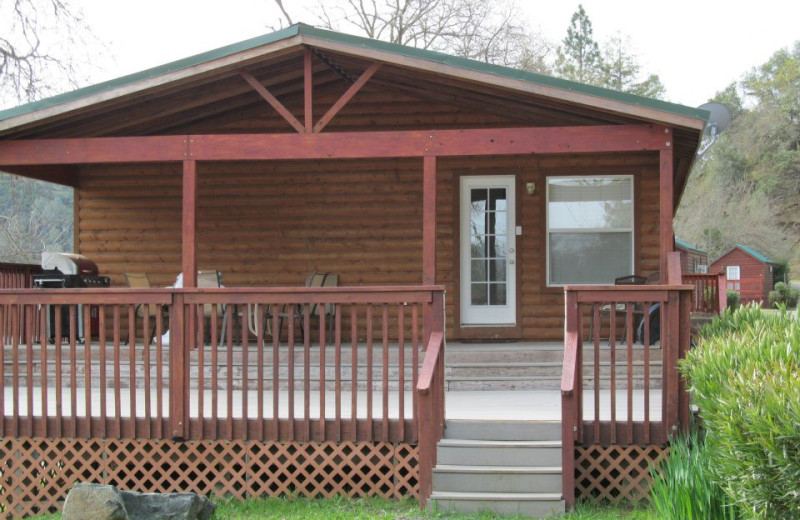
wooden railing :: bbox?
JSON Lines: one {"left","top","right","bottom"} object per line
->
{"left": 0, "top": 285, "right": 445, "bottom": 444}
{"left": 560, "top": 283, "right": 693, "bottom": 510}
{"left": 0, "top": 262, "right": 41, "bottom": 289}
{"left": 416, "top": 289, "right": 445, "bottom": 508}
{"left": 682, "top": 273, "right": 727, "bottom": 314}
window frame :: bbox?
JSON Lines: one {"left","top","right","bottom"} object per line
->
{"left": 545, "top": 174, "right": 635, "bottom": 287}
{"left": 726, "top": 265, "right": 741, "bottom": 281}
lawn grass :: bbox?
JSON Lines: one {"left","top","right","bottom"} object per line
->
{"left": 30, "top": 496, "right": 658, "bottom": 519}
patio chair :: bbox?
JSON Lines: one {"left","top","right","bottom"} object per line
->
{"left": 247, "top": 272, "right": 338, "bottom": 343}
{"left": 124, "top": 272, "right": 165, "bottom": 343}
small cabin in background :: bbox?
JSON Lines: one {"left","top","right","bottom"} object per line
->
{"left": 710, "top": 245, "right": 774, "bottom": 304}
{"left": 675, "top": 237, "right": 708, "bottom": 274}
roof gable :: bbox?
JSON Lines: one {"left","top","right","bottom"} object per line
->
{"left": 712, "top": 245, "right": 774, "bottom": 265}
{"left": 0, "top": 23, "right": 708, "bottom": 135}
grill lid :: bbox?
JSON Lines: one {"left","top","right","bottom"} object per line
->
{"left": 41, "top": 252, "right": 98, "bottom": 276}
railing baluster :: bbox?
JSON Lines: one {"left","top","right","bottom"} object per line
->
{"left": 241, "top": 304, "right": 249, "bottom": 440}
{"left": 318, "top": 305, "right": 325, "bottom": 441}
{"left": 70, "top": 306, "right": 77, "bottom": 438}
{"left": 412, "top": 304, "right": 418, "bottom": 427}
{"left": 270, "top": 310, "right": 278, "bottom": 440}
{"left": 350, "top": 306, "right": 358, "bottom": 442}
{"left": 609, "top": 305, "right": 616, "bottom": 445}
{"left": 626, "top": 304, "right": 633, "bottom": 445}
{"left": 197, "top": 303, "right": 205, "bottom": 439}
{"left": 334, "top": 304, "right": 342, "bottom": 442}
{"left": 129, "top": 305, "right": 136, "bottom": 437}
{"left": 113, "top": 305, "right": 121, "bottom": 437}
{"left": 288, "top": 305, "right": 295, "bottom": 440}
{"left": 41, "top": 305, "right": 49, "bottom": 436}
{"left": 226, "top": 304, "right": 234, "bottom": 441}
{"left": 643, "top": 301, "right": 651, "bottom": 445}
{"left": 397, "top": 304, "right": 405, "bottom": 442}
{"left": 210, "top": 305, "right": 218, "bottom": 440}
{"left": 155, "top": 307, "right": 164, "bottom": 439}
{"left": 303, "top": 304, "right": 310, "bottom": 441}
{"left": 382, "top": 304, "right": 389, "bottom": 442}
{"left": 143, "top": 312, "right": 151, "bottom": 439}
{"left": 12, "top": 305, "right": 19, "bottom": 436}
{"left": 26, "top": 305, "right": 34, "bottom": 435}
{"left": 593, "top": 304, "right": 600, "bottom": 441}
{"left": 366, "top": 305, "right": 373, "bottom": 441}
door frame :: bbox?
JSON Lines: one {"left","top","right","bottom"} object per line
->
{"left": 458, "top": 174, "right": 519, "bottom": 331}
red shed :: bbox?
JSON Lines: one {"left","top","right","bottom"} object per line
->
{"left": 710, "top": 245, "right": 774, "bottom": 304}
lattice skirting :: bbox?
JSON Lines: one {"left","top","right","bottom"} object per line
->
{"left": 575, "top": 444, "right": 669, "bottom": 504}
{"left": 0, "top": 437, "right": 418, "bottom": 519}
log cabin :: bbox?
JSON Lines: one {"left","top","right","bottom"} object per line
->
{"left": 0, "top": 24, "right": 707, "bottom": 517}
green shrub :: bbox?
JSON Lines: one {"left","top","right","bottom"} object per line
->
{"left": 726, "top": 290, "right": 740, "bottom": 309}
{"left": 681, "top": 306, "right": 800, "bottom": 519}
{"left": 768, "top": 281, "right": 799, "bottom": 308}
{"left": 650, "top": 431, "right": 739, "bottom": 519}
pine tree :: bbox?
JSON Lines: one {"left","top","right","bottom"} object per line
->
{"left": 555, "top": 4, "right": 601, "bottom": 84}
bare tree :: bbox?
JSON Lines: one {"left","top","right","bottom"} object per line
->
{"left": 0, "top": 0, "right": 98, "bottom": 108}
{"left": 297, "top": 0, "right": 552, "bottom": 73}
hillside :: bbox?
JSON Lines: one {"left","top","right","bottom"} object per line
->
{"left": 675, "top": 42, "right": 800, "bottom": 275}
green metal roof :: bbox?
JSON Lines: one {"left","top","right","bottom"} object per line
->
{"left": 675, "top": 237, "right": 706, "bottom": 254}
{"left": 736, "top": 244, "right": 773, "bottom": 264}
{"left": 0, "top": 23, "right": 710, "bottom": 125}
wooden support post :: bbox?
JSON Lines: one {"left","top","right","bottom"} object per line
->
{"left": 659, "top": 143, "right": 674, "bottom": 282}
{"left": 561, "top": 290, "right": 579, "bottom": 511}
{"left": 678, "top": 289, "right": 692, "bottom": 432}
{"left": 304, "top": 48, "right": 313, "bottom": 133}
{"left": 182, "top": 159, "right": 197, "bottom": 288}
{"left": 422, "top": 156, "right": 437, "bottom": 345}
{"left": 718, "top": 273, "right": 728, "bottom": 313}
{"left": 422, "top": 156, "right": 437, "bottom": 285}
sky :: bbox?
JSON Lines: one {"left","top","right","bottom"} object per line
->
{"left": 74, "top": 0, "right": 800, "bottom": 108}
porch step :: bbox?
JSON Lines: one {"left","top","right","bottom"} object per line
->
{"left": 429, "top": 419, "right": 565, "bottom": 517}
{"left": 429, "top": 491, "right": 564, "bottom": 516}
{"left": 445, "top": 344, "right": 662, "bottom": 391}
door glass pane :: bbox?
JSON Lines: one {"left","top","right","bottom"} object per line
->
{"left": 471, "top": 260, "right": 487, "bottom": 282}
{"left": 489, "top": 188, "right": 507, "bottom": 211}
{"left": 471, "top": 283, "right": 487, "bottom": 305}
{"left": 488, "top": 260, "right": 506, "bottom": 282}
{"left": 489, "top": 283, "right": 507, "bottom": 305}
{"left": 491, "top": 235, "right": 507, "bottom": 258}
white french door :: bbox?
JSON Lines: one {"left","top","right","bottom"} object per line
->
{"left": 460, "top": 176, "right": 516, "bottom": 325}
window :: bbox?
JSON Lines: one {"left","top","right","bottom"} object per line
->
{"left": 727, "top": 265, "right": 741, "bottom": 291}
{"left": 697, "top": 264, "right": 708, "bottom": 274}
{"left": 547, "top": 176, "right": 633, "bottom": 285}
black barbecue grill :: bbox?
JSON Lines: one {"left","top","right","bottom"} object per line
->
{"left": 32, "top": 252, "right": 110, "bottom": 342}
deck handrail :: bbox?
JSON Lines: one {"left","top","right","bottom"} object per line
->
{"left": 560, "top": 279, "right": 693, "bottom": 510}
{"left": 682, "top": 273, "right": 727, "bottom": 314}
{"left": 0, "top": 285, "right": 445, "bottom": 446}
{"left": 415, "top": 291, "right": 445, "bottom": 509}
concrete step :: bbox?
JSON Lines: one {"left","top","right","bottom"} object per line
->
{"left": 445, "top": 344, "right": 662, "bottom": 364}
{"left": 437, "top": 439, "right": 562, "bottom": 467}
{"left": 429, "top": 491, "right": 564, "bottom": 516}
{"left": 433, "top": 464, "right": 562, "bottom": 493}
{"left": 444, "top": 419, "right": 560, "bottom": 441}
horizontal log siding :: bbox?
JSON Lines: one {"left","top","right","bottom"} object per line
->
{"left": 78, "top": 152, "right": 660, "bottom": 341}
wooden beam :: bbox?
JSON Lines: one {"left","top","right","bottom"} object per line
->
{"left": 659, "top": 143, "right": 675, "bottom": 281}
{"left": 422, "top": 156, "right": 437, "bottom": 285}
{"left": 0, "top": 135, "right": 186, "bottom": 165}
{"left": 304, "top": 48, "right": 313, "bottom": 133}
{"left": 240, "top": 71, "right": 305, "bottom": 133}
{"left": 313, "top": 63, "right": 382, "bottom": 133}
{"left": 0, "top": 125, "right": 670, "bottom": 166}
{"left": 182, "top": 159, "right": 198, "bottom": 288}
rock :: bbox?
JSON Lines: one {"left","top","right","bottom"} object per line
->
{"left": 120, "top": 490, "right": 216, "bottom": 520}
{"left": 62, "top": 483, "right": 128, "bottom": 520}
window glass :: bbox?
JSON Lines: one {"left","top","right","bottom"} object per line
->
{"left": 726, "top": 266, "right": 741, "bottom": 281}
{"left": 547, "top": 176, "right": 633, "bottom": 285}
